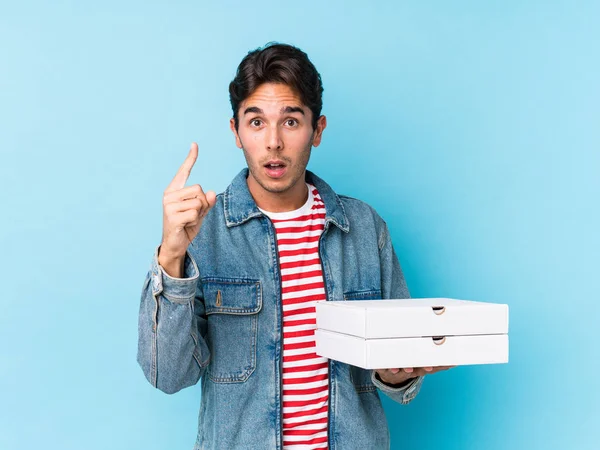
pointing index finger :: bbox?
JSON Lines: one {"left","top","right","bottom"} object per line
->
{"left": 166, "top": 142, "right": 198, "bottom": 192}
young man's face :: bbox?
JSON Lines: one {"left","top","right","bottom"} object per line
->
{"left": 230, "top": 82, "right": 326, "bottom": 209}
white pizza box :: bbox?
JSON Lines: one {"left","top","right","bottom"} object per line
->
{"left": 315, "top": 298, "right": 509, "bottom": 339}
{"left": 314, "top": 329, "right": 509, "bottom": 369}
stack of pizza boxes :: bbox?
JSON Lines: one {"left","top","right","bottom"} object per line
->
{"left": 315, "top": 298, "right": 509, "bottom": 369}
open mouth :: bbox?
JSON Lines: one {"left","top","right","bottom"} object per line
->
{"left": 264, "top": 161, "right": 287, "bottom": 178}
{"left": 265, "top": 163, "right": 285, "bottom": 169}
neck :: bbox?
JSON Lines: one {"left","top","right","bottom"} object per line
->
{"left": 247, "top": 174, "right": 309, "bottom": 213}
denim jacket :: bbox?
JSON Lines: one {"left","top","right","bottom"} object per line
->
{"left": 137, "top": 168, "right": 424, "bottom": 450}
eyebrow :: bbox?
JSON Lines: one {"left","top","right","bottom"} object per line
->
{"left": 243, "top": 106, "right": 305, "bottom": 116}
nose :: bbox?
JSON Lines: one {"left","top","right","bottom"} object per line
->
{"left": 265, "top": 125, "right": 283, "bottom": 151}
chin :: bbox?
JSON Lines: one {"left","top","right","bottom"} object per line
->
{"left": 261, "top": 179, "right": 294, "bottom": 194}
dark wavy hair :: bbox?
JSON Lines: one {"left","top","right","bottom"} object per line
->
{"left": 229, "top": 42, "right": 324, "bottom": 131}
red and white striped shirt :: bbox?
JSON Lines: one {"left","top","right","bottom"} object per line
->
{"left": 259, "top": 183, "right": 329, "bottom": 450}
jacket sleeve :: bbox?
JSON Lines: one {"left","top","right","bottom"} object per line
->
{"left": 370, "top": 218, "right": 424, "bottom": 405}
{"left": 137, "top": 244, "right": 210, "bottom": 394}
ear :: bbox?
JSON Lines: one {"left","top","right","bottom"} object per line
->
{"left": 230, "top": 117, "right": 243, "bottom": 149}
{"left": 311, "top": 115, "right": 327, "bottom": 147}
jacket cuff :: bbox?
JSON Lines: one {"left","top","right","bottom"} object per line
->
{"left": 150, "top": 244, "right": 199, "bottom": 304}
{"left": 371, "top": 370, "right": 424, "bottom": 404}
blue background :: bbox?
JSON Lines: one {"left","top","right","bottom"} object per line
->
{"left": 1, "top": 1, "right": 598, "bottom": 449}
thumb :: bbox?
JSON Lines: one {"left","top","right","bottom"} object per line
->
{"left": 205, "top": 190, "right": 217, "bottom": 209}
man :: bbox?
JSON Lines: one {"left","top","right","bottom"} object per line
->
{"left": 137, "top": 42, "right": 451, "bottom": 450}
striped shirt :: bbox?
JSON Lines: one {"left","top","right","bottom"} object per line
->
{"left": 259, "top": 183, "right": 329, "bottom": 450}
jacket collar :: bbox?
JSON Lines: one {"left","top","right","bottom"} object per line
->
{"left": 224, "top": 168, "right": 349, "bottom": 233}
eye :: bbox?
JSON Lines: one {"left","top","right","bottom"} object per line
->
{"left": 285, "top": 119, "right": 298, "bottom": 127}
{"left": 250, "top": 119, "right": 262, "bottom": 127}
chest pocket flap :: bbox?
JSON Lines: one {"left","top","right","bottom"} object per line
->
{"left": 203, "top": 278, "right": 262, "bottom": 315}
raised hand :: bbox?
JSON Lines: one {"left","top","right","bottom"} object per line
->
{"left": 158, "top": 142, "right": 216, "bottom": 276}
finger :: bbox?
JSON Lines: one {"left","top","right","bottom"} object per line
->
{"left": 194, "top": 189, "right": 216, "bottom": 217}
{"left": 197, "top": 192, "right": 210, "bottom": 218}
{"left": 414, "top": 366, "right": 448, "bottom": 376}
{"left": 390, "top": 368, "right": 400, "bottom": 374}
{"left": 173, "top": 209, "right": 200, "bottom": 229}
{"left": 164, "top": 186, "right": 217, "bottom": 214}
{"left": 403, "top": 368, "right": 414, "bottom": 374}
{"left": 166, "top": 143, "right": 198, "bottom": 193}
{"left": 190, "top": 184, "right": 213, "bottom": 216}
{"left": 205, "top": 190, "right": 217, "bottom": 208}
{"left": 164, "top": 184, "right": 203, "bottom": 204}
{"left": 412, "top": 368, "right": 428, "bottom": 377}
{"left": 166, "top": 198, "right": 203, "bottom": 214}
